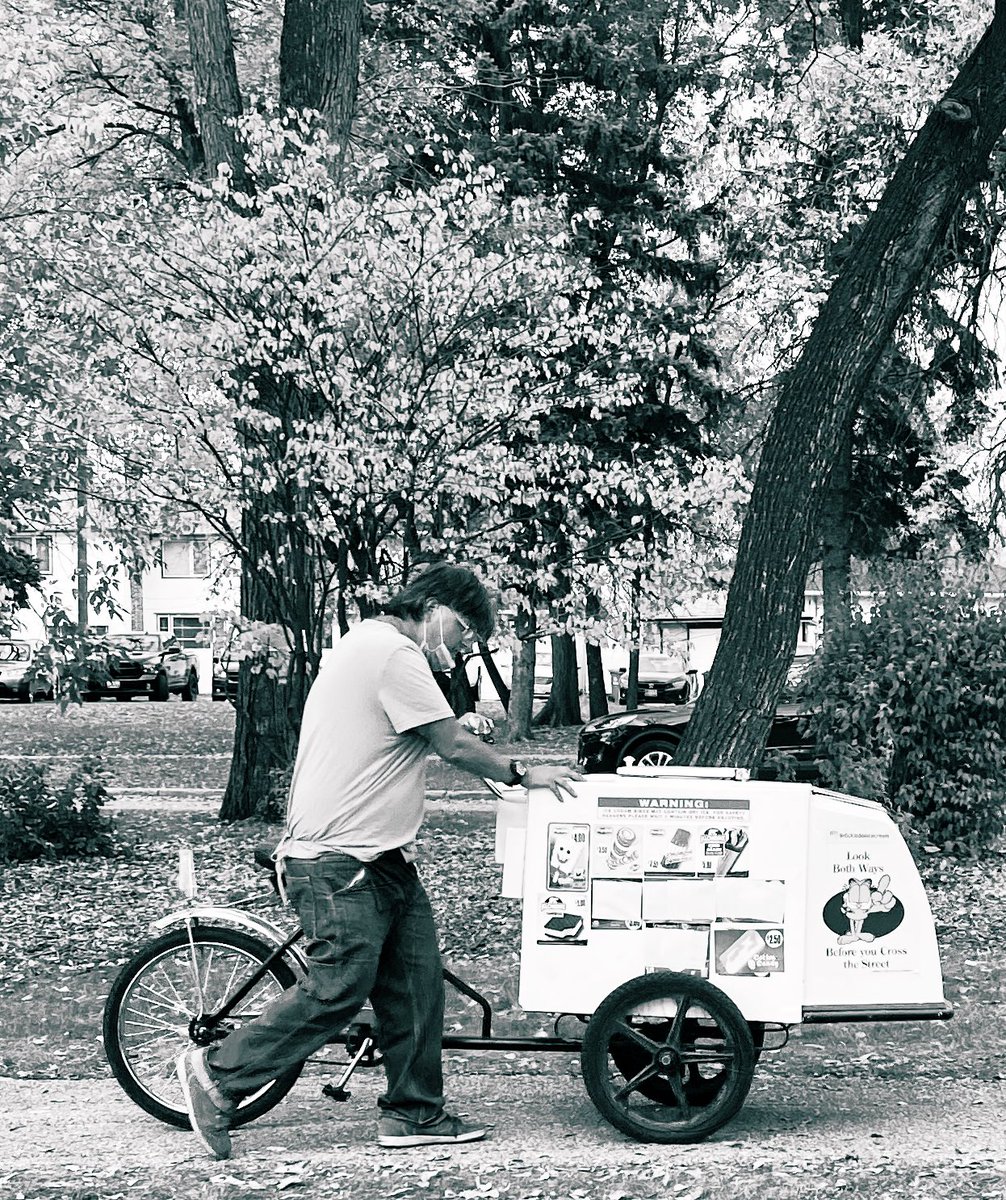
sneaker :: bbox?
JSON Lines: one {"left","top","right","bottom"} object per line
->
{"left": 377, "top": 1111, "right": 487, "bottom": 1147}
{"left": 176, "top": 1047, "right": 234, "bottom": 1160}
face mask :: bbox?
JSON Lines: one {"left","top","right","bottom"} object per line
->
{"left": 421, "top": 611, "right": 455, "bottom": 672}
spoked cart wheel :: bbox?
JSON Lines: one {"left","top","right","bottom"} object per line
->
{"left": 103, "top": 926, "right": 303, "bottom": 1128}
{"left": 581, "top": 971, "right": 756, "bottom": 1143}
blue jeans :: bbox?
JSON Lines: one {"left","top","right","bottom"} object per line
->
{"left": 206, "top": 850, "right": 446, "bottom": 1122}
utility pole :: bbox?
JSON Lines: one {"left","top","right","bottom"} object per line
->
{"left": 75, "top": 452, "right": 89, "bottom": 630}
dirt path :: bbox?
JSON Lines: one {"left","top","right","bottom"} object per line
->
{"left": 2, "top": 1064, "right": 1003, "bottom": 1199}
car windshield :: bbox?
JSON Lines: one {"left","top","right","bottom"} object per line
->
{"left": 0, "top": 642, "right": 30, "bottom": 662}
{"left": 639, "top": 654, "right": 682, "bottom": 676}
{"left": 112, "top": 635, "right": 161, "bottom": 653}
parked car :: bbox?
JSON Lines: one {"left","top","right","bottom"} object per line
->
{"left": 612, "top": 652, "right": 691, "bottom": 705}
{"left": 211, "top": 650, "right": 239, "bottom": 702}
{"left": 577, "top": 701, "right": 820, "bottom": 782}
{"left": 0, "top": 640, "right": 54, "bottom": 703}
{"left": 85, "top": 633, "right": 199, "bottom": 702}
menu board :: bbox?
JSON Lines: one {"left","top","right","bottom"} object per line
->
{"left": 512, "top": 775, "right": 808, "bottom": 1021}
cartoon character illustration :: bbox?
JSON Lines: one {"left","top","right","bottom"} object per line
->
{"left": 838, "top": 875, "right": 896, "bottom": 943}
{"left": 548, "top": 826, "right": 588, "bottom": 889}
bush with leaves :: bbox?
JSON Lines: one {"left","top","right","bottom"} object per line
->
{"left": 803, "top": 570, "right": 1006, "bottom": 856}
{"left": 0, "top": 757, "right": 115, "bottom": 864}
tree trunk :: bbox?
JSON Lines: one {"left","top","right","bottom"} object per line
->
{"left": 820, "top": 408, "right": 855, "bottom": 644}
{"left": 479, "top": 642, "right": 510, "bottom": 711}
{"left": 625, "top": 646, "right": 640, "bottom": 712}
{"left": 449, "top": 654, "right": 477, "bottom": 714}
{"left": 220, "top": 510, "right": 299, "bottom": 821}
{"left": 585, "top": 591, "right": 609, "bottom": 719}
{"left": 280, "top": 0, "right": 362, "bottom": 146}
{"left": 128, "top": 561, "right": 144, "bottom": 632}
{"left": 507, "top": 607, "right": 536, "bottom": 741}
{"left": 624, "top": 568, "right": 642, "bottom": 711}
{"left": 586, "top": 640, "right": 608, "bottom": 718}
{"left": 220, "top": 382, "right": 324, "bottom": 821}
{"left": 535, "top": 632, "right": 581, "bottom": 727}
{"left": 676, "top": 10, "right": 1006, "bottom": 770}
{"left": 184, "top": 0, "right": 247, "bottom": 186}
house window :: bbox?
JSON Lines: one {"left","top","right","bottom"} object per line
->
{"left": 161, "top": 538, "right": 210, "bottom": 578}
{"left": 10, "top": 535, "right": 52, "bottom": 575}
{"left": 157, "top": 615, "right": 210, "bottom": 648}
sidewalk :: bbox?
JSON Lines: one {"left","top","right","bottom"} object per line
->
{"left": 1, "top": 1068, "right": 1003, "bottom": 1198}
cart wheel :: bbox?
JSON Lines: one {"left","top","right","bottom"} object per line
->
{"left": 581, "top": 972, "right": 755, "bottom": 1143}
{"left": 609, "top": 1018, "right": 764, "bottom": 1108}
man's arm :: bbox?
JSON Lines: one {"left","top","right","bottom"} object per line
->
{"left": 416, "top": 717, "right": 581, "bottom": 799}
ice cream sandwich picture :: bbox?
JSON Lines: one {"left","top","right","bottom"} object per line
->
{"left": 537, "top": 895, "right": 586, "bottom": 943}
{"left": 543, "top": 912, "right": 585, "bottom": 940}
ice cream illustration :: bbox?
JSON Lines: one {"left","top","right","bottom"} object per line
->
{"left": 661, "top": 827, "right": 692, "bottom": 869}
{"left": 717, "top": 928, "right": 767, "bottom": 975}
{"left": 607, "top": 826, "right": 638, "bottom": 870}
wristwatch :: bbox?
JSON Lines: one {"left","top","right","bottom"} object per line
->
{"left": 507, "top": 759, "right": 528, "bottom": 787}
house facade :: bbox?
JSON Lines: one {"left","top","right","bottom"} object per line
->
{"left": 648, "top": 591, "right": 824, "bottom": 678}
{"left": 8, "top": 525, "right": 237, "bottom": 683}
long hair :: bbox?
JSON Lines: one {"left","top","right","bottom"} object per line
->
{"left": 381, "top": 564, "right": 495, "bottom": 641}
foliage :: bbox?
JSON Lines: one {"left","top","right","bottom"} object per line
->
{"left": 802, "top": 567, "right": 1006, "bottom": 855}
{"left": 0, "top": 756, "right": 115, "bottom": 863}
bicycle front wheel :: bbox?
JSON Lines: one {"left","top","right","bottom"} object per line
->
{"left": 103, "top": 925, "right": 302, "bottom": 1128}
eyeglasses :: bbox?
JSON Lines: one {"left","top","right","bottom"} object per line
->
{"left": 453, "top": 612, "right": 477, "bottom": 648}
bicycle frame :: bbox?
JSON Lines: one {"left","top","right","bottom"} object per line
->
{"left": 149, "top": 903, "right": 584, "bottom": 1069}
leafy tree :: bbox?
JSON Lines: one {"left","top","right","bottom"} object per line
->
{"left": 677, "top": 1, "right": 1006, "bottom": 773}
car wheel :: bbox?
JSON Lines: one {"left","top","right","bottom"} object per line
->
{"left": 151, "top": 673, "right": 170, "bottom": 702}
{"left": 181, "top": 671, "right": 198, "bottom": 701}
{"left": 622, "top": 735, "right": 681, "bottom": 769}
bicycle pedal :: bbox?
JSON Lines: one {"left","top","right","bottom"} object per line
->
{"left": 322, "top": 1083, "right": 351, "bottom": 1102}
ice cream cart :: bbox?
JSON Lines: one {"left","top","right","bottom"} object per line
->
{"left": 102, "top": 764, "right": 954, "bottom": 1146}
{"left": 492, "top": 765, "right": 952, "bottom": 1143}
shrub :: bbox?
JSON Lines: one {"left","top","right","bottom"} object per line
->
{"left": 802, "top": 568, "right": 1006, "bottom": 856}
{"left": 0, "top": 757, "right": 116, "bottom": 863}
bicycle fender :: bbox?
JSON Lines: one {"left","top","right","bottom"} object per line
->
{"left": 151, "top": 907, "right": 309, "bottom": 974}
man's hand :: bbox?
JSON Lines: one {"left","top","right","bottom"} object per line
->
{"left": 525, "top": 764, "right": 582, "bottom": 800}
{"left": 458, "top": 712, "right": 495, "bottom": 741}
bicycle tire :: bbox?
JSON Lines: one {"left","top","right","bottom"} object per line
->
{"left": 103, "top": 925, "right": 302, "bottom": 1129}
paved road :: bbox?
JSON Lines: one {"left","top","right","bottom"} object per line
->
{"left": 1, "top": 1064, "right": 1003, "bottom": 1199}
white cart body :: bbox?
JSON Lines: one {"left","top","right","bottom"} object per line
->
{"left": 495, "top": 768, "right": 949, "bottom": 1026}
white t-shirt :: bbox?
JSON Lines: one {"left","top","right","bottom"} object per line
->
{"left": 280, "top": 619, "right": 454, "bottom": 861}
